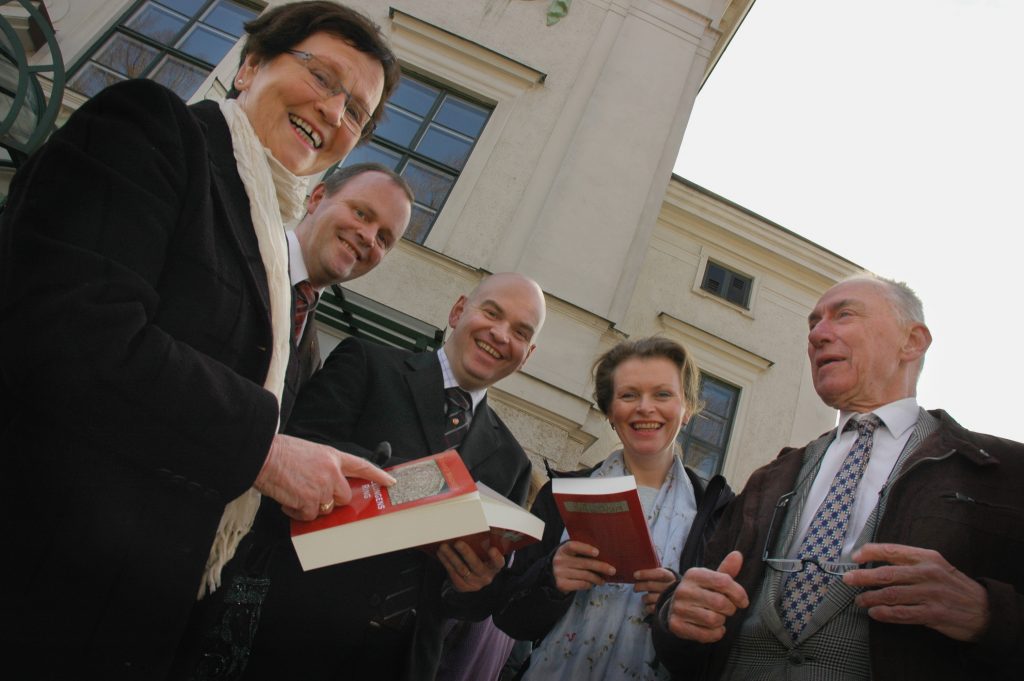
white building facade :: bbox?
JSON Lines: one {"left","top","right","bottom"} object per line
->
{"left": 1, "top": 0, "right": 862, "bottom": 486}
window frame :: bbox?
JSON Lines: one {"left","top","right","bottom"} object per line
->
{"left": 677, "top": 373, "right": 740, "bottom": 482}
{"left": 66, "top": 0, "right": 261, "bottom": 102}
{"left": 701, "top": 259, "right": 753, "bottom": 309}
{"left": 336, "top": 70, "right": 494, "bottom": 244}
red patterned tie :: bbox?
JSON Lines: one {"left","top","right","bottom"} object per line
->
{"left": 293, "top": 280, "right": 316, "bottom": 341}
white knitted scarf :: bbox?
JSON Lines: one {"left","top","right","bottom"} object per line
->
{"left": 197, "top": 99, "right": 308, "bottom": 598}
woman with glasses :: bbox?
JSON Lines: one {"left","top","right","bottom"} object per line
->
{"left": 0, "top": 3, "right": 399, "bottom": 678}
{"left": 493, "top": 337, "right": 735, "bottom": 680}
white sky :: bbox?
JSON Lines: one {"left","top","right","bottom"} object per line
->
{"left": 673, "top": 0, "right": 1024, "bottom": 443}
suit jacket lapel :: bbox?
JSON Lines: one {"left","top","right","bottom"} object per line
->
{"left": 190, "top": 100, "right": 271, "bottom": 317}
{"left": 404, "top": 352, "right": 449, "bottom": 455}
{"left": 457, "top": 395, "right": 501, "bottom": 473}
{"left": 759, "top": 431, "right": 837, "bottom": 646}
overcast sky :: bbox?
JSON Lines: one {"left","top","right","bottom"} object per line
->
{"left": 673, "top": 0, "right": 1024, "bottom": 443}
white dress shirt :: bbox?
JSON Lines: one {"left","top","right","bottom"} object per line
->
{"left": 286, "top": 230, "right": 324, "bottom": 340}
{"left": 437, "top": 346, "right": 486, "bottom": 413}
{"left": 789, "top": 397, "right": 920, "bottom": 559}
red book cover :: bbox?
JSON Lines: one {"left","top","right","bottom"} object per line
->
{"left": 291, "top": 449, "right": 487, "bottom": 571}
{"left": 552, "top": 475, "right": 659, "bottom": 583}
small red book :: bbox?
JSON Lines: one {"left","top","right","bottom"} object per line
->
{"left": 291, "top": 450, "right": 542, "bottom": 571}
{"left": 552, "top": 475, "right": 659, "bottom": 583}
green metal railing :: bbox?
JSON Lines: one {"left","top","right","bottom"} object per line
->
{"left": 317, "top": 285, "right": 444, "bottom": 353}
{"left": 1, "top": 0, "right": 65, "bottom": 163}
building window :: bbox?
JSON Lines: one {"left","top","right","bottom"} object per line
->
{"left": 68, "top": 0, "right": 260, "bottom": 101}
{"left": 338, "top": 72, "right": 493, "bottom": 243}
{"left": 701, "top": 261, "right": 752, "bottom": 308}
{"left": 677, "top": 374, "right": 739, "bottom": 482}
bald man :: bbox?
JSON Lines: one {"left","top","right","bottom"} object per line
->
{"left": 244, "top": 273, "right": 547, "bottom": 681}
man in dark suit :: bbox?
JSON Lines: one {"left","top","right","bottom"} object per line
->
{"left": 651, "top": 275, "right": 1024, "bottom": 681}
{"left": 286, "top": 162, "right": 413, "bottom": 386}
{"left": 242, "top": 272, "right": 547, "bottom": 681}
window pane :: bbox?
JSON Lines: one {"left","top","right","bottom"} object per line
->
{"left": 691, "top": 413, "right": 726, "bottom": 448}
{"left": 702, "top": 381, "right": 735, "bottom": 416}
{"left": 151, "top": 55, "right": 208, "bottom": 99}
{"left": 402, "top": 161, "right": 454, "bottom": 210}
{"left": 376, "top": 106, "right": 421, "bottom": 147}
{"left": 155, "top": 0, "right": 205, "bottom": 15}
{"left": 126, "top": 4, "right": 188, "bottom": 44}
{"left": 342, "top": 142, "right": 402, "bottom": 170}
{"left": 178, "top": 24, "right": 236, "bottom": 64}
{"left": 93, "top": 34, "right": 160, "bottom": 78}
{"left": 69, "top": 63, "right": 127, "bottom": 97}
{"left": 434, "top": 96, "right": 489, "bottom": 138}
{"left": 404, "top": 205, "right": 437, "bottom": 244}
{"left": 390, "top": 77, "right": 439, "bottom": 116}
{"left": 682, "top": 441, "right": 720, "bottom": 482}
{"left": 203, "top": 0, "right": 256, "bottom": 37}
{"left": 416, "top": 125, "right": 473, "bottom": 170}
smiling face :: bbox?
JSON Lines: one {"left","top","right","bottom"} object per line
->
{"left": 608, "top": 357, "right": 688, "bottom": 463}
{"left": 807, "top": 279, "right": 931, "bottom": 412}
{"left": 444, "top": 274, "right": 546, "bottom": 392}
{"left": 234, "top": 31, "right": 385, "bottom": 176}
{"left": 294, "top": 171, "right": 411, "bottom": 288}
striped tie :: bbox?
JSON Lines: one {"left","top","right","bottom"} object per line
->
{"left": 443, "top": 387, "right": 472, "bottom": 450}
{"left": 293, "top": 280, "right": 316, "bottom": 341}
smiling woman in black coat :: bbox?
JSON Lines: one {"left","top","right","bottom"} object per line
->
{"left": 0, "top": 3, "right": 401, "bottom": 678}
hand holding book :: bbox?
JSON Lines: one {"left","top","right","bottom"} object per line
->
{"left": 551, "top": 539, "right": 618, "bottom": 592}
{"left": 436, "top": 539, "right": 505, "bottom": 592}
{"left": 552, "top": 475, "right": 660, "bottom": 584}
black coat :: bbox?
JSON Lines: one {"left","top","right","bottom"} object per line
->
{"left": 0, "top": 80, "right": 291, "bottom": 679}
{"left": 240, "top": 337, "right": 533, "bottom": 681}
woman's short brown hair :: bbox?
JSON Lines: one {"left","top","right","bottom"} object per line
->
{"left": 592, "top": 336, "right": 702, "bottom": 419}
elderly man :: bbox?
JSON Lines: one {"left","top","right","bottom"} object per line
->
{"left": 652, "top": 274, "right": 1024, "bottom": 681}
{"left": 243, "top": 272, "right": 547, "bottom": 681}
{"left": 285, "top": 162, "right": 413, "bottom": 387}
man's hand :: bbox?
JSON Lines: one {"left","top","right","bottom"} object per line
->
{"left": 254, "top": 433, "right": 396, "bottom": 521}
{"left": 844, "top": 543, "right": 990, "bottom": 642}
{"left": 634, "top": 567, "right": 678, "bottom": 615}
{"left": 552, "top": 540, "right": 617, "bottom": 593}
{"left": 438, "top": 540, "right": 505, "bottom": 593}
{"left": 666, "top": 551, "right": 749, "bottom": 643}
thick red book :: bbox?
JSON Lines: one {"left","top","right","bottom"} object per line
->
{"left": 291, "top": 450, "right": 542, "bottom": 571}
{"left": 418, "top": 481, "right": 543, "bottom": 561}
{"left": 551, "top": 475, "right": 659, "bottom": 583}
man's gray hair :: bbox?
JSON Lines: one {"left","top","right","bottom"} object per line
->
{"left": 841, "top": 273, "right": 925, "bottom": 326}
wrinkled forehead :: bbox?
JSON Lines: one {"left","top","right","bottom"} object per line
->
{"left": 814, "top": 279, "right": 891, "bottom": 315}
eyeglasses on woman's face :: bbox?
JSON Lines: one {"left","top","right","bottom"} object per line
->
{"left": 287, "top": 49, "right": 375, "bottom": 136}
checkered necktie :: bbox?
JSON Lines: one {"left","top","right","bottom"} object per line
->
{"left": 443, "top": 387, "right": 472, "bottom": 450}
{"left": 780, "top": 413, "right": 881, "bottom": 639}
{"left": 293, "top": 280, "right": 316, "bottom": 341}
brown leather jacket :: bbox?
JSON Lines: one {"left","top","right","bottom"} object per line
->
{"left": 652, "top": 409, "right": 1024, "bottom": 681}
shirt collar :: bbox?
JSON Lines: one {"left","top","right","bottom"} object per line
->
{"left": 838, "top": 397, "right": 919, "bottom": 439}
{"left": 437, "top": 347, "right": 486, "bottom": 411}
{"left": 286, "top": 230, "right": 324, "bottom": 293}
